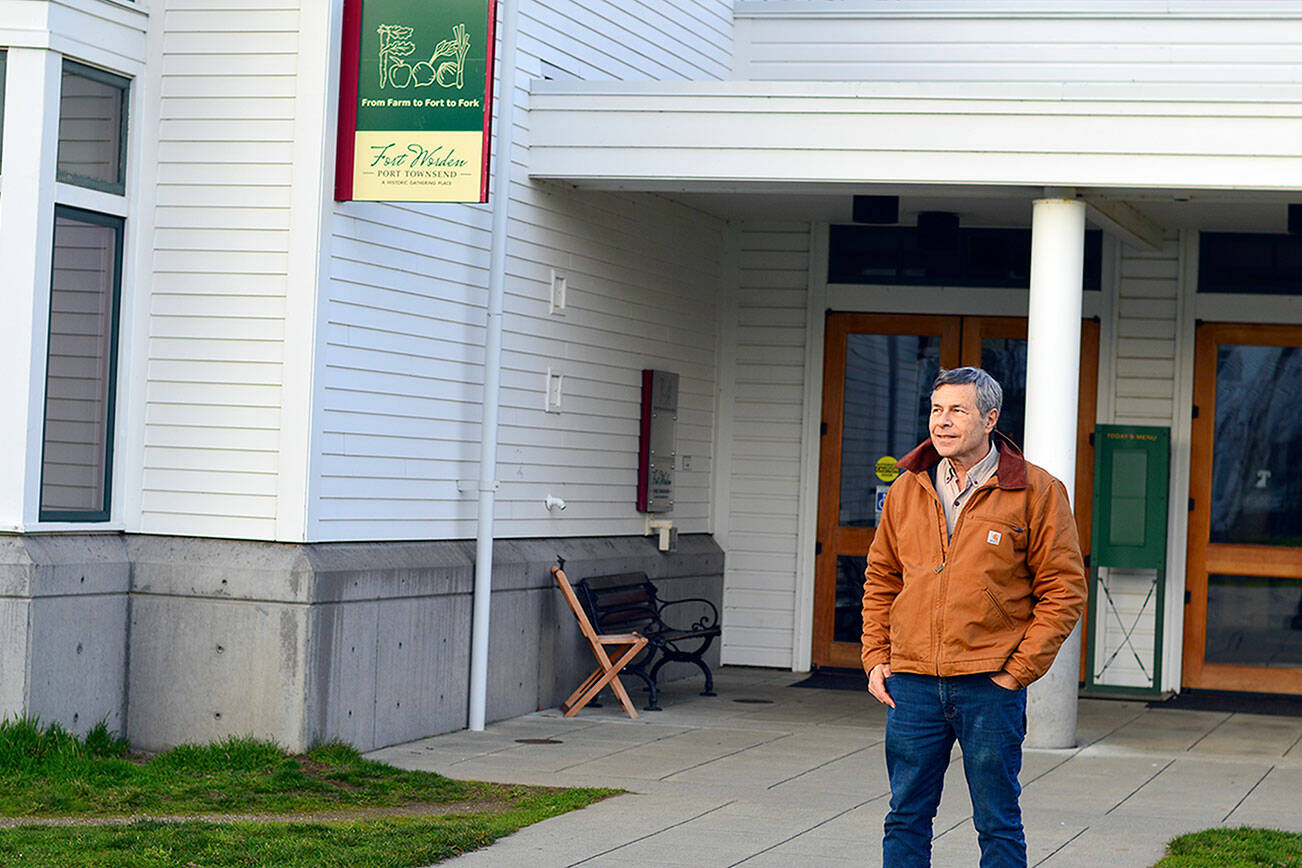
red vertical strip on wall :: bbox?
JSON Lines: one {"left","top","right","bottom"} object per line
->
{"left": 479, "top": 0, "right": 499, "bottom": 203}
{"left": 334, "top": 0, "right": 364, "bottom": 201}
{"left": 636, "top": 369, "right": 654, "bottom": 511}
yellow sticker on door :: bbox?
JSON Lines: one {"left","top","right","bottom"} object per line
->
{"left": 874, "top": 456, "right": 900, "bottom": 482}
{"left": 987, "top": 530, "right": 1002, "bottom": 545}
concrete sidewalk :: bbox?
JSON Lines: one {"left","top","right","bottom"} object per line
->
{"left": 367, "top": 667, "right": 1302, "bottom": 868}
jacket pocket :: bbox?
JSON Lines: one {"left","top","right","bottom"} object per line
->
{"left": 968, "top": 515, "right": 1028, "bottom": 550}
{"left": 983, "top": 587, "right": 1015, "bottom": 630}
{"left": 888, "top": 582, "right": 929, "bottom": 662}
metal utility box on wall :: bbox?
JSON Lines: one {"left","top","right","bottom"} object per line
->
{"left": 1084, "top": 425, "right": 1171, "bottom": 696}
{"left": 637, "top": 370, "right": 677, "bottom": 513}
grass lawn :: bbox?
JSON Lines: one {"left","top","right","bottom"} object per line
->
{"left": 0, "top": 717, "right": 616, "bottom": 867}
{"left": 1154, "top": 826, "right": 1302, "bottom": 867}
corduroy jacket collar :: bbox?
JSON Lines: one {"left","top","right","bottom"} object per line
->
{"left": 897, "top": 430, "right": 1029, "bottom": 490}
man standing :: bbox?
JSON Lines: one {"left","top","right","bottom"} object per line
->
{"left": 862, "top": 366, "right": 1086, "bottom": 867}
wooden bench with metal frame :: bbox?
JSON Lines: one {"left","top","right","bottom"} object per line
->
{"left": 572, "top": 571, "right": 721, "bottom": 712}
{"left": 551, "top": 563, "right": 648, "bottom": 719}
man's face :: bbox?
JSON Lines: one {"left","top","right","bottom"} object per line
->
{"left": 929, "top": 383, "right": 998, "bottom": 470}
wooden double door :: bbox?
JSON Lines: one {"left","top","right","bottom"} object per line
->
{"left": 812, "top": 313, "right": 1098, "bottom": 670}
{"left": 1182, "top": 323, "right": 1302, "bottom": 693}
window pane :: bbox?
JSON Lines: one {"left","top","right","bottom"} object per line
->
{"left": 834, "top": 555, "right": 867, "bottom": 644}
{"left": 828, "top": 226, "right": 1102, "bottom": 290}
{"left": 980, "top": 337, "right": 1027, "bottom": 447}
{"left": 1209, "top": 345, "right": 1302, "bottom": 545}
{"left": 839, "top": 333, "right": 939, "bottom": 527}
{"left": 1199, "top": 232, "right": 1302, "bottom": 295}
{"left": 57, "top": 62, "right": 128, "bottom": 191}
{"left": 1205, "top": 574, "right": 1302, "bottom": 667}
{"left": 40, "top": 211, "right": 122, "bottom": 518}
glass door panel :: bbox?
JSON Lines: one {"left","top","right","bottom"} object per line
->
{"left": 838, "top": 333, "right": 941, "bottom": 528}
{"left": 833, "top": 555, "right": 869, "bottom": 644}
{"left": 813, "top": 315, "right": 960, "bottom": 668}
{"left": 1185, "top": 324, "right": 1302, "bottom": 693}
{"left": 959, "top": 317, "right": 1099, "bottom": 551}
{"left": 1205, "top": 575, "right": 1302, "bottom": 667}
{"left": 979, "top": 338, "right": 1028, "bottom": 446}
{"left": 1209, "top": 345, "right": 1302, "bottom": 546}
{"left": 960, "top": 316, "right": 1098, "bottom": 681}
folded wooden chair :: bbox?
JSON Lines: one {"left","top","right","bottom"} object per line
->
{"left": 552, "top": 565, "right": 648, "bottom": 719}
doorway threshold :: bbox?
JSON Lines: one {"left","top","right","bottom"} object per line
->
{"left": 790, "top": 667, "right": 868, "bottom": 691}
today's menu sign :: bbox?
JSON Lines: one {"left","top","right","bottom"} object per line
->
{"left": 336, "top": 0, "right": 498, "bottom": 202}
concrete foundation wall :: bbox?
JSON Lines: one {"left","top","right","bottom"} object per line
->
{"left": 0, "top": 535, "right": 130, "bottom": 737}
{"left": 298, "top": 534, "right": 724, "bottom": 751}
{"left": 1, "top": 533, "right": 723, "bottom": 752}
{"left": 126, "top": 538, "right": 316, "bottom": 751}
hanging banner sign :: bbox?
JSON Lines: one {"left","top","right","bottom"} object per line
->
{"left": 335, "top": 0, "right": 498, "bottom": 203}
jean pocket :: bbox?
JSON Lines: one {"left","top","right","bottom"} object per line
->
{"left": 988, "top": 676, "right": 1020, "bottom": 692}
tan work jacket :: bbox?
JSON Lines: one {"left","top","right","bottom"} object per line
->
{"left": 860, "top": 432, "right": 1087, "bottom": 688}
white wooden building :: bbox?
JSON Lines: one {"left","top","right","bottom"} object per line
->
{"left": 1, "top": 0, "right": 1300, "bottom": 751}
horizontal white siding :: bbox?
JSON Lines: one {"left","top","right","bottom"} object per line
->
{"left": 1114, "top": 239, "right": 1179, "bottom": 427}
{"left": 520, "top": 0, "right": 731, "bottom": 81}
{"left": 720, "top": 223, "right": 810, "bottom": 668}
{"left": 319, "top": 191, "right": 724, "bottom": 540}
{"left": 735, "top": 1, "right": 1302, "bottom": 85}
{"left": 314, "top": 0, "right": 733, "bottom": 541}
{"left": 139, "top": 1, "right": 299, "bottom": 539}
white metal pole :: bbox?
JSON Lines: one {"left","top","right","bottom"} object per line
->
{"left": 1023, "top": 195, "right": 1086, "bottom": 749}
{"left": 469, "top": 0, "right": 519, "bottom": 733}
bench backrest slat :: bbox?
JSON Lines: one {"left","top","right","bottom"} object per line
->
{"left": 575, "top": 573, "right": 661, "bottom": 632}
{"left": 597, "top": 608, "right": 657, "bottom": 631}
{"left": 591, "top": 587, "right": 655, "bottom": 609}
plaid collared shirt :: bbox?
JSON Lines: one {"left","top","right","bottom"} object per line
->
{"left": 935, "top": 441, "right": 1000, "bottom": 539}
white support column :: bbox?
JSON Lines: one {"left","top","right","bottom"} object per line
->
{"left": 0, "top": 49, "right": 62, "bottom": 530}
{"left": 1023, "top": 195, "right": 1086, "bottom": 749}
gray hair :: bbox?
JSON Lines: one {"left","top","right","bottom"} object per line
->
{"left": 933, "top": 367, "right": 1003, "bottom": 417}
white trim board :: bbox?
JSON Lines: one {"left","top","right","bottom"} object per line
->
{"left": 529, "top": 83, "right": 1302, "bottom": 193}
{"left": 825, "top": 285, "right": 1105, "bottom": 320}
{"left": 791, "top": 222, "right": 827, "bottom": 672}
{"left": 734, "top": 1, "right": 1302, "bottom": 18}
{"left": 1194, "top": 293, "right": 1302, "bottom": 323}
{"left": 1163, "top": 230, "right": 1199, "bottom": 693}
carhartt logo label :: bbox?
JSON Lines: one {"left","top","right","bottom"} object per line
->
{"left": 987, "top": 530, "right": 1002, "bottom": 545}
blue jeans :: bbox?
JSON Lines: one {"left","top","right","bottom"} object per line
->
{"left": 882, "top": 672, "right": 1027, "bottom": 868}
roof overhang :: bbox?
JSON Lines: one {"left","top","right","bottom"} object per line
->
{"left": 528, "top": 81, "right": 1302, "bottom": 194}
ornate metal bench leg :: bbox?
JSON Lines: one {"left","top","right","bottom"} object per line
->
{"left": 644, "top": 680, "right": 661, "bottom": 711}
{"left": 628, "top": 665, "right": 660, "bottom": 711}
{"left": 647, "top": 657, "right": 677, "bottom": 709}
{"left": 695, "top": 658, "right": 716, "bottom": 696}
